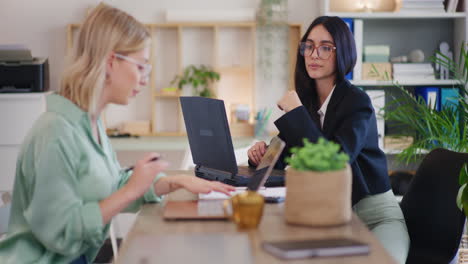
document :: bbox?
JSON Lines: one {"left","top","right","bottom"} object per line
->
{"left": 199, "top": 187, "right": 286, "bottom": 200}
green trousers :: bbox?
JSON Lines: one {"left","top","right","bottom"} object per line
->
{"left": 353, "top": 190, "right": 410, "bottom": 264}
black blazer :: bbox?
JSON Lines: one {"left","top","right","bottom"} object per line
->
{"left": 273, "top": 79, "right": 390, "bottom": 205}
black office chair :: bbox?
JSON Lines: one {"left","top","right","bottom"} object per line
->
{"left": 400, "top": 148, "right": 468, "bottom": 264}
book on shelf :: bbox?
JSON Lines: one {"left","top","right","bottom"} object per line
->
{"left": 399, "top": 0, "right": 446, "bottom": 12}
{"left": 364, "top": 45, "right": 390, "bottom": 63}
{"left": 393, "top": 63, "right": 434, "bottom": 73}
{"left": 362, "top": 63, "right": 392, "bottom": 81}
{"left": 393, "top": 63, "right": 436, "bottom": 81}
{"left": 440, "top": 88, "right": 459, "bottom": 109}
{"left": 393, "top": 63, "right": 433, "bottom": 70}
{"left": 402, "top": 2, "right": 445, "bottom": 8}
{"left": 415, "top": 87, "right": 440, "bottom": 111}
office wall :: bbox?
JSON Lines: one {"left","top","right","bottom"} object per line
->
{"left": 0, "top": 0, "right": 317, "bottom": 127}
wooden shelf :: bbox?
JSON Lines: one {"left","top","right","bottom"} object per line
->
{"left": 67, "top": 22, "right": 301, "bottom": 136}
{"left": 325, "top": 11, "right": 466, "bottom": 19}
{"left": 146, "top": 22, "right": 256, "bottom": 28}
{"left": 352, "top": 79, "right": 460, "bottom": 86}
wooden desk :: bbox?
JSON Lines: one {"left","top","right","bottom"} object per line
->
{"left": 116, "top": 179, "right": 396, "bottom": 263}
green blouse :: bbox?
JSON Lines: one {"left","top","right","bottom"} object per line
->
{"left": 0, "top": 93, "right": 165, "bottom": 264}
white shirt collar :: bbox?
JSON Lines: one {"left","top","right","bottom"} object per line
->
{"left": 317, "top": 85, "right": 336, "bottom": 129}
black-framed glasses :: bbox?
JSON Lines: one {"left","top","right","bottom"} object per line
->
{"left": 299, "top": 42, "right": 336, "bottom": 60}
{"left": 115, "top": 53, "right": 152, "bottom": 77}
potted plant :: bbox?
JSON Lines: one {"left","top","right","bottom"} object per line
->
{"left": 170, "top": 65, "right": 220, "bottom": 97}
{"left": 284, "top": 137, "right": 351, "bottom": 226}
{"left": 380, "top": 44, "right": 468, "bottom": 224}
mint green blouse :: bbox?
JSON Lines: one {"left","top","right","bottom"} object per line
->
{"left": 0, "top": 94, "right": 165, "bottom": 264}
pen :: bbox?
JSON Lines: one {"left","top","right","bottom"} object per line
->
{"left": 124, "top": 156, "right": 160, "bottom": 173}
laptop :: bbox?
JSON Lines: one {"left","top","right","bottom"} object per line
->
{"left": 163, "top": 136, "right": 285, "bottom": 220}
{"left": 180, "top": 96, "right": 285, "bottom": 187}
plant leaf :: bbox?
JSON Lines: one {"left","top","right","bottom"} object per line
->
{"left": 461, "top": 163, "right": 468, "bottom": 186}
{"left": 457, "top": 183, "right": 466, "bottom": 210}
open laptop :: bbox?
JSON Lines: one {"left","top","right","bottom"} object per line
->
{"left": 180, "top": 96, "right": 285, "bottom": 187}
{"left": 163, "top": 136, "right": 285, "bottom": 220}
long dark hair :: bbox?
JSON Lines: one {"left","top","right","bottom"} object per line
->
{"left": 295, "top": 16, "right": 356, "bottom": 112}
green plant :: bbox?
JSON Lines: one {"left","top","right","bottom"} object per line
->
{"left": 286, "top": 138, "right": 350, "bottom": 171}
{"left": 456, "top": 164, "right": 468, "bottom": 216}
{"left": 171, "top": 65, "right": 220, "bottom": 97}
{"left": 380, "top": 43, "right": 468, "bottom": 164}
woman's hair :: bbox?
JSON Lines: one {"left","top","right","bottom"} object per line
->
{"left": 294, "top": 16, "right": 356, "bottom": 111}
{"left": 59, "top": 3, "right": 150, "bottom": 115}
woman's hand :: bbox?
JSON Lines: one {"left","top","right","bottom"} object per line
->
{"left": 100, "top": 153, "right": 168, "bottom": 225}
{"left": 277, "top": 90, "right": 302, "bottom": 112}
{"left": 155, "top": 175, "right": 235, "bottom": 196}
{"left": 247, "top": 141, "right": 267, "bottom": 166}
{"left": 125, "top": 153, "right": 169, "bottom": 199}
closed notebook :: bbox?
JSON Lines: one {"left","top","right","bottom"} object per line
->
{"left": 262, "top": 238, "right": 370, "bottom": 260}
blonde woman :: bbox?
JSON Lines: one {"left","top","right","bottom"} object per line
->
{"left": 0, "top": 4, "right": 234, "bottom": 264}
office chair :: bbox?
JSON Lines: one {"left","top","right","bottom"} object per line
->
{"left": 400, "top": 148, "right": 468, "bottom": 264}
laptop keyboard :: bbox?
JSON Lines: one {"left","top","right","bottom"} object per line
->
{"left": 237, "top": 166, "right": 255, "bottom": 176}
{"left": 197, "top": 200, "right": 225, "bottom": 216}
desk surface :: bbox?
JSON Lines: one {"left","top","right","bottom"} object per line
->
{"left": 116, "top": 177, "right": 396, "bottom": 264}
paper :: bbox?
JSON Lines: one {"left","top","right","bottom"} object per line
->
{"left": 199, "top": 187, "right": 286, "bottom": 200}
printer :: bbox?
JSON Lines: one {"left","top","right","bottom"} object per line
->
{"left": 0, "top": 46, "right": 49, "bottom": 92}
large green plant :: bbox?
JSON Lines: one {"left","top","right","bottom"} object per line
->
{"left": 457, "top": 164, "right": 468, "bottom": 216}
{"left": 382, "top": 44, "right": 468, "bottom": 164}
{"left": 286, "top": 138, "right": 349, "bottom": 171}
{"left": 171, "top": 65, "right": 220, "bottom": 97}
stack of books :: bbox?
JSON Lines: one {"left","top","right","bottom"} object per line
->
{"left": 364, "top": 45, "right": 390, "bottom": 63}
{"left": 393, "top": 63, "right": 436, "bottom": 82}
{"left": 399, "top": 0, "right": 446, "bottom": 13}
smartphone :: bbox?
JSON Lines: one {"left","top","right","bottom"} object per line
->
{"left": 262, "top": 238, "right": 369, "bottom": 259}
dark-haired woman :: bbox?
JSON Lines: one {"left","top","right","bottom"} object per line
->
{"left": 248, "top": 16, "right": 409, "bottom": 264}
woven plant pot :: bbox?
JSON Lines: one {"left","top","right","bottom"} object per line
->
{"left": 285, "top": 164, "right": 352, "bottom": 226}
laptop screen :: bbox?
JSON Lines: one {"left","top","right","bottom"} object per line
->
{"left": 180, "top": 96, "right": 238, "bottom": 174}
{"left": 247, "top": 136, "right": 285, "bottom": 191}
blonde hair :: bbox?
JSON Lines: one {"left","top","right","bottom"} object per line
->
{"left": 60, "top": 3, "right": 150, "bottom": 115}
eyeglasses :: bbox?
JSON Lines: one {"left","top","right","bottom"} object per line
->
{"left": 115, "top": 53, "right": 152, "bottom": 77}
{"left": 299, "top": 42, "right": 336, "bottom": 60}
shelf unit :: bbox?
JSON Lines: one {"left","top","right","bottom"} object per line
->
{"left": 352, "top": 79, "right": 460, "bottom": 86}
{"left": 150, "top": 22, "right": 301, "bottom": 136}
{"left": 67, "top": 22, "right": 301, "bottom": 136}
{"left": 317, "top": 0, "right": 467, "bottom": 153}
{"left": 318, "top": 1, "right": 467, "bottom": 84}
{"left": 325, "top": 12, "right": 467, "bottom": 19}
